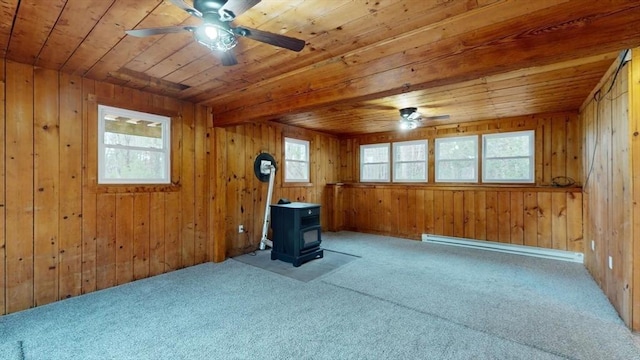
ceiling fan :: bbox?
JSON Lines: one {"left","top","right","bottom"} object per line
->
{"left": 125, "top": 0, "right": 306, "bottom": 66}
{"left": 398, "top": 107, "right": 450, "bottom": 130}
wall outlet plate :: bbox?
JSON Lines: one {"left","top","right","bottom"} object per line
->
{"left": 238, "top": 225, "right": 244, "bottom": 233}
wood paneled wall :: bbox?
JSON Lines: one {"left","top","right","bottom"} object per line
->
{"left": 581, "top": 50, "right": 638, "bottom": 329}
{"left": 212, "top": 122, "right": 340, "bottom": 258}
{"left": 0, "top": 60, "right": 211, "bottom": 316}
{"left": 338, "top": 112, "right": 582, "bottom": 185}
{"left": 328, "top": 184, "right": 582, "bottom": 252}
{"left": 329, "top": 112, "right": 583, "bottom": 252}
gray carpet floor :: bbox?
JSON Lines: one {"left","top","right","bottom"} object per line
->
{"left": 0, "top": 231, "right": 638, "bottom": 359}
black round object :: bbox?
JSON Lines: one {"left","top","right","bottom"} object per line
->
{"left": 254, "top": 153, "right": 277, "bottom": 182}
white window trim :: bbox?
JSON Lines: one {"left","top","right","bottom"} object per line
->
{"left": 435, "top": 135, "right": 478, "bottom": 183}
{"left": 482, "top": 130, "right": 535, "bottom": 183}
{"left": 392, "top": 139, "right": 428, "bottom": 182}
{"left": 360, "top": 143, "right": 390, "bottom": 182}
{"left": 284, "top": 137, "right": 310, "bottom": 182}
{"left": 98, "top": 105, "right": 171, "bottom": 185}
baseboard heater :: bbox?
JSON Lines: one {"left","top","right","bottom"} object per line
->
{"left": 421, "top": 234, "right": 584, "bottom": 263}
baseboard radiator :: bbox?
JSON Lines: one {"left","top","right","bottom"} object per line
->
{"left": 421, "top": 234, "right": 584, "bottom": 264}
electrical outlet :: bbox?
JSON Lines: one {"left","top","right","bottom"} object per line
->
{"left": 238, "top": 225, "right": 244, "bottom": 233}
{"left": 608, "top": 256, "right": 613, "bottom": 270}
{"left": 591, "top": 240, "right": 595, "bottom": 251}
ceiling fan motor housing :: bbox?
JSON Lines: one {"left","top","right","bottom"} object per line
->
{"left": 194, "top": 0, "right": 228, "bottom": 13}
{"left": 399, "top": 107, "right": 418, "bottom": 118}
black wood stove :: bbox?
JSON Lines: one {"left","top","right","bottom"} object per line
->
{"left": 270, "top": 202, "right": 323, "bottom": 267}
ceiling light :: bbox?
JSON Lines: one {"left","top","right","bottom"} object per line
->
{"left": 399, "top": 107, "right": 418, "bottom": 119}
{"left": 399, "top": 107, "right": 419, "bottom": 130}
{"left": 203, "top": 24, "right": 218, "bottom": 39}
{"left": 400, "top": 119, "right": 418, "bottom": 130}
{"left": 194, "top": 23, "right": 237, "bottom": 52}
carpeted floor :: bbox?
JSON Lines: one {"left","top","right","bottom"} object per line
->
{"left": 0, "top": 231, "right": 638, "bottom": 359}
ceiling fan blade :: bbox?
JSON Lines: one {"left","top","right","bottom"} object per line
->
{"left": 219, "top": 51, "right": 238, "bottom": 66}
{"left": 222, "top": 0, "right": 261, "bottom": 18}
{"left": 422, "top": 115, "right": 451, "bottom": 121}
{"left": 407, "top": 112, "right": 421, "bottom": 120}
{"left": 126, "top": 25, "right": 196, "bottom": 37}
{"left": 169, "top": 0, "right": 203, "bottom": 17}
{"left": 234, "top": 27, "right": 305, "bottom": 52}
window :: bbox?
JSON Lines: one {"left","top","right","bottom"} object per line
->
{"left": 435, "top": 135, "right": 478, "bottom": 182}
{"left": 284, "top": 137, "right": 310, "bottom": 182}
{"left": 98, "top": 105, "right": 171, "bottom": 184}
{"left": 360, "top": 143, "right": 390, "bottom": 182}
{"left": 483, "top": 130, "right": 534, "bottom": 183}
{"left": 392, "top": 140, "right": 428, "bottom": 182}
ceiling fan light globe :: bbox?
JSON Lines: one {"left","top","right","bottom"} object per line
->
{"left": 400, "top": 119, "right": 418, "bottom": 130}
{"left": 195, "top": 25, "right": 237, "bottom": 52}
{"left": 204, "top": 25, "right": 218, "bottom": 39}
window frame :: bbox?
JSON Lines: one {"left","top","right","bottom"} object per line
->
{"left": 97, "top": 104, "right": 171, "bottom": 185}
{"left": 360, "top": 143, "right": 391, "bottom": 182}
{"left": 284, "top": 137, "right": 310, "bottom": 183}
{"left": 482, "top": 130, "right": 535, "bottom": 184}
{"left": 392, "top": 139, "right": 428, "bottom": 183}
{"left": 434, "top": 135, "right": 479, "bottom": 183}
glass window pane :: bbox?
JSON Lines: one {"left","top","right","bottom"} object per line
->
{"left": 437, "top": 139, "right": 476, "bottom": 160}
{"left": 435, "top": 136, "right": 478, "bottom": 182}
{"left": 482, "top": 130, "right": 534, "bottom": 183}
{"left": 360, "top": 143, "right": 390, "bottom": 182}
{"left": 103, "top": 148, "right": 166, "bottom": 180}
{"left": 395, "top": 144, "right": 426, "bottom": 161}
{"left": 363, "top": 146, "right": 389, "bottom": 163}
{"left": 484, "top": 158, "right": 531, "bottom": 180}
{"left": 285, "top": 161, "right": 308, "bottom": 181}
{"left": 362, "top": 164, "right": 389, "bottom": 181}
{"left": 104, "top": 131, "right": 164, "bottom": 149}
{"left": 438, "top": 160, "right": 476, "bottom": 180}
{"left": 284, "top": 137, "right": 310, "bottom": 182}
{"left": 285, "top": 141, "right": 307, "bottom": 161}
{"left": 98, "top": 105, "right": 170, "bottom": 184}
{"left": 485, "top": 134, "right": 530, "bottom": 158}
{"left": 395, "top": 163, "right": 426, "bottom": 180}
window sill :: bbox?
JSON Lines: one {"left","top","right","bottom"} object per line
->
{"left": 282, "top": 182, "right": 313, "bottom": 188}
{"left": 327, "top": 182, "right": 581, "bottom": 192}
{"left": 92, "top": 183, "right": 181, "bottom": 193}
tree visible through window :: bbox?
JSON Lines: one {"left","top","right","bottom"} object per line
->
{"left": 393, "top": 140, "right": 427, "bottom": 182}
{"left": 483, "top": 130, "right": 534, "bottom": 183}
{"left": 435, "top": 136, "right": 478, "bottom": 182}
{"left": 360, "top": 143, "right": 390, "bottom": 182}
{"left": 98, "top": 105, "right": 171, "bottom": 184}
{"left": 284, "top": 137, "right": 310, "bottom": 182}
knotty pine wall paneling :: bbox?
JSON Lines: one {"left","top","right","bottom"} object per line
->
{"left": 0, "top": 59, "right": 5, "bottom": 315}
{"left": 0, "top": 61, "right": 211, "bottom": 316}
{"left": 329, "top": 184, "right": 582, "bottom": 253}
{"left": 338, "top": 112, "right": 582, "bottom": 185}
{"left": 5, "top": 61, "right": 35, "bottom": 314}
{"left": 329, "top": 112, "right": 584, "bottom": 253}
{"left": 582, "top": 57, "right": 631, "bottom": 325}
{"left": 212, "top": 122, "right": 340, "bottom": 257}
{"left": 581, "top": 49, "right": 640, "bottom": 330}
{"left": 630, "top": 49, "right": 640, "bottom": 331}
{"left": 34, "top": 67, "right": 60, "bottom": 307}
{"left": 59, "top": 73, "right": 83, "bottom": 299}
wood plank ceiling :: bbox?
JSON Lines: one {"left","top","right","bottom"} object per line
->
{"left": 1, "top": 0, "right": 639, "bottom": 135}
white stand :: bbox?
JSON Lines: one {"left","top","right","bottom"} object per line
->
{"left": 259, "top": 161, "right": 276, "bottom": 250}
